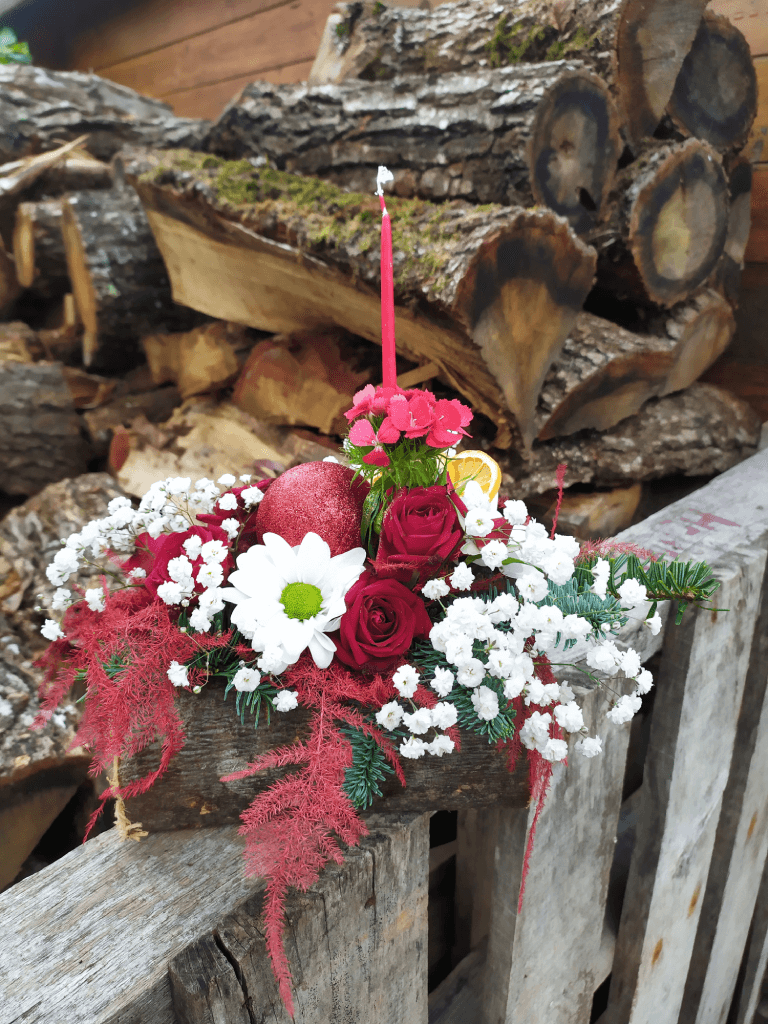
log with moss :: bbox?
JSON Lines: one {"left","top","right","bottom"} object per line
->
{"left": 310, "top": 0, "right": 709, "bottom": 144}
{"left": 503, "top": 383, "right": 761, "bottom": 499}
{"left": 666, "top": 11, "right": 758, "bottom": 154}
{"left": 60, "top": 187, "right": 201, "bottom": 371}
{"left": 535, "top": 290, "right": 735, "bottom": 440}
{"left": 0, "top": 66, "right": 209, "bottom": 165}
{"left": 13, "top": 199, "right": 68, "bottom": 297}
{"left": 120, "top": 148, "right": 596, "bottom": 450}
{"left": 207, "top": 65, "right": 622, "bottom": 236}
{"left": 587, "top": 139, "right": 729, "bottom": 308}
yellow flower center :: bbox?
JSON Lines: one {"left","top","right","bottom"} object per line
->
{"left": 280, "top": 582, "right": 323, "bottom": 620}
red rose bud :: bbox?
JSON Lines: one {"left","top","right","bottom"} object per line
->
{"left": 334, "top": 572, "right": 433, "bottom": 672}
{"left": 376, "top": 485, "right": 464, "bottom": 581}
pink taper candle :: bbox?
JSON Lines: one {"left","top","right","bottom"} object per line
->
{"left": 377, "top": 166, "right": 397, "bottom": 388}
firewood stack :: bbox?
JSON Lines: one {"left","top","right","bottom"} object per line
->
{"left": 0, "top": 0, "right": 764, "bottom": 541}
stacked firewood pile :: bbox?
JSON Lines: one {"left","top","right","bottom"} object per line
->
{"left": 0, "top": 0, "right": 766, "bottom": 885}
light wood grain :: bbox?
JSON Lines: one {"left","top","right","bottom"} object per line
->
{"left": 483, "top": 682, "right": 632, "bottom": 1024}
{"left": 165, "top": 61, "right": 315, "bottom": 120}
{"left": 744, "top": 164, "right": 768, "bottom": 263}
{"left": 0, "top": 826, "right": 262, "bottom": 1024}
{"left": 680, "top": 548, "right": 768, "bottom": 1022}
{"left": 86, "top": 0, "right": 334, "bottom": 101}
{"left": 730, "top": 852, "right": 768, "bottom": 1024}
{"left": 605, "top": 546, "right": 767, "bottom": 1024}
{"left": 709, "top": 0, "right": 768, "bottom": 56}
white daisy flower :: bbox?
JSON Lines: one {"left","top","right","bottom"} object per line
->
{"left": 221, "top": 532, "right": 366, "bottom": 672}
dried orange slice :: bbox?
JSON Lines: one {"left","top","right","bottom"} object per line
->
{"left": 447, "top": 450, "right": 502, "bottom": 502}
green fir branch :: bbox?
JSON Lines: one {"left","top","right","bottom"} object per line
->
{"left": 341, "top": 723, "right": 405, "bottom": 809}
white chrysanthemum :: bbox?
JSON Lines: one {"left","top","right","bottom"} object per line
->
{"left": 422, "top": 577, "right": 450, "bottom": 600}
{"left": 427, "top": 734, "right": 455, "bottom": 757}
{"left": 553, "top": 701, "right": 584, "bottom": 733}
{"left": 376, "top": 701, "right": 404, "bottom": 730}
{"left": 471, "top": 685, "right": 499, "bottom": 721}
{"left": 274, "top": 689, "right": 299, "bottom": 712}
{"left": 450, "top": 563, "right": 474, "bottom": 590}
{"left": 575, "top": 736, "right": 603, "bottom": 758}
{"left": 167, "top": 661, "right": 189, "bottom": 687}
{"left": 400, "top": 736, "right": 427, "bottom": 759}
{"left": 222, "top": 532, "right": 366, "bottom": 673}
{"left": 41, "top": 619, "right": 65, "bottom": 641}
{"left": 430, "top": 666, "right": 455, "bottom": 697}
{"left": 232, "top": 666, "right": 261, "bottom": 692}
{"left": 393, "top": 664, "right": 420, "bottom": 698}
{"left": 403, "top": 708, "right": 433, "bottom": 735}
{"left": 84, "top": 588, "right": 106, "bottom": 613}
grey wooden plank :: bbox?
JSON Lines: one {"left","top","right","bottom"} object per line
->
{"left": 453, "top": 807, "right": 500, "bottom": 963}
{"left": 731, "top": 853, "right": 768, "bottom": 1024}
{"left": 606, "top": 544, "right": 767, "bottom": 1024}
{"left": 428, "top": 944, "right": 485, "bottom": 1024}
{"left": 482, "top": 680, "right": 631, "bottom": 1024}
{"left": 174, "top": 813, "right": 429, "bottom": 1024}
{"left": 679, "top": 549, "right": 768, "bottom": 1024}
{"left": 0, "top": 825, "right": 261, "bottom": 1024}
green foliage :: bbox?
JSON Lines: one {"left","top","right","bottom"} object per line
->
{"left": 342, "top": 723, "right": 402, "bottom": 809}
{"left": 347, "top": 436, "right": 448, "bottom": 506}
{"left": 0, "top": 27, "right": 31, "bottom": 65}
{"left": 540, "top": 579, "right": 626, "bottom": 648}
{"left": 545, "top": 26, "right": 598, "bottom": 61}
{"left": 224, "top": 676, "right": 280, "bottom": 728}
{"left": 443, "top": 674, "right": 517, "bottom": 743}
{"left": 486, "top": 16, "right": 545, "bottom": 67}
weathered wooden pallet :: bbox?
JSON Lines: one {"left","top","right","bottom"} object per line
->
{"left": 1, "top": 447, "right": 766, "bottom": 1024}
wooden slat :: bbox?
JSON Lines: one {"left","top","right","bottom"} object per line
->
{"left": 84, "top": 0, "right": 335, "bottom": 102}
{"left": 755, "top": 55, "right": 768, "bottom": 136}
{"left": 605, "top": 547, "right": 767, "bottom": 1024}
{"left": 71, "top": 0, "right": 294, "bottom": 72}
{"left": 165, "top": 60, "right": 315, "bottom": 120}
{"left": 453, "top": 808, "right": 500, "bottom": 963}
{"left": 679, "top": 546, "right": 768, "bottom": 1022}
{"left": 708, "top": 0, "right": 768, "bottom": 55}
{"left": 482, "top": 682, "right": 631, "bottom": 1024}
{"left": 731, "top": 854, "right": 768, "bottom": 1024}
{"left": 169, "top": 813, "right": 429, "bottom": 1024}
{"left": 744, "top": 165, "right": 768, "bottom": 263}
{"left": 0, "top": 826, "right": 261, "bottom": 1023}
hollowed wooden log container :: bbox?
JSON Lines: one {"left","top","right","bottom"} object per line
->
{"left": 122, "top": 682, "right": 529, "bottom": 831}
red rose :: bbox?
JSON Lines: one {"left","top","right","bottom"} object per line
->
{"left": 376, "top": 485, "right": 463, "bottom": 580}
{"left": 334, "top": 573, "right": 433, "bottom": 672}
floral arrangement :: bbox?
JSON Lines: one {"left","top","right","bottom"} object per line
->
{"left": 32, "top": 169, "right": 720, "bottom": 1016}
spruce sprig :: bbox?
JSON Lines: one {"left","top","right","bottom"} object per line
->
{"left": 341, "top": 723, "right": 405, "bottom": 809}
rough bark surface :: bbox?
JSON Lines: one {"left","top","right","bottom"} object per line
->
{"left": 588, "top": 139, "right": 729, "bottom": 307}
{"left": 0, "top": 65, "right": 209, "bottom": 164}
{"left": 536, "top": 291, "right": 735, "bottom": 439}
{"left": 123, "top": 148, "right": 596, "bottom": 449}
{"left": 122, "top": 685, "right": 528, "bottom": 831}
{"left": 667, "top": 11, "right": 758, "bottom": 153}
{"left": 13, "top": 198, "right": 68, "bottom": 296}
{"left": 0, "top": 361, "right": 91, "bottom": 498}
{"left": 714, "top": 155, "right": 753, "bottom": 305}
{"left": 61, "top": 186, "right": 201, "bottom": 370}
{"left": 311, "top": 0, "right": 709, "bottom": 142}
{"left": 502, "top": 383, "right": 761, "bottom": 498}
{"left": 206, "top": 66, "right": 621, "bottom": 232}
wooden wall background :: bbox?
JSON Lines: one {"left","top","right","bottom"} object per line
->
{"left": 65, "top": 0, "right": 425, "bottom": 121}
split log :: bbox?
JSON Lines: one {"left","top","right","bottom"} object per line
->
{"left": 588, "top": 139, "right": 729, "bottom": 307}
{"left": 0, "top": 321, "right": 43, "bottom": 363}
{"left": 666, "top": 11, "right": 758, "bottom": 153}
{"left": 122, "top": 148, "right": 597, "bottom": 450}
{"left": 713, "top": 155, "right": 754, "bottom": 305}
{"left": 111, "top": 399, "right": 340, "bottom": 501}
{"left": 13, "top": 199, "right": 68, "bottom": 297}
{"left": 0, "top": 361, "right": 92, "bottom": 498}
{"left": 60, "top": 187, "right": 201, "bottom": 370}
{"left": 142, "top": 321, "right": 244, "bottom": 400}
{"left": 536, "top": 291, "right": 736, "bottom": 439}
{"left": 121, "top": 684, "right": 528, "bottom": 830}
{"left": 206, "top": 66, "right": 622, "bottom": 234}
{"left": 0, "top": 65, "right": 209, "bottom": 165}
{"left": 526, "top": 483, "right": 643, "bottom": 540}
{"left": 233, "top": 331, "right": 373, "bottom": 435}
{"left": 502, "top": 383, "right": 761, "bottom": 499}
{"left": 0, "top": 245, "right": 21, "bottom": 315}
{"left": 311, "top": 0, "right": 709, "bottom": 144}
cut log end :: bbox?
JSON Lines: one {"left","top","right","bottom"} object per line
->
{"left": 13, "top": 199, "right": 68, "bottom": 297}
{"left": 615, "top": 0, "right": 709, "bottom": 143}
{"left": 455, "top": 209, "right": 596, "bottom": 450}
{"left": 667, "top": 11, "right": 758, "bottom": 153}
{"left": 529, "top": 70, "right": 622, "bottom": 234}
{"left": 628, "top": 140, "right": 729, "bottom": 307}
